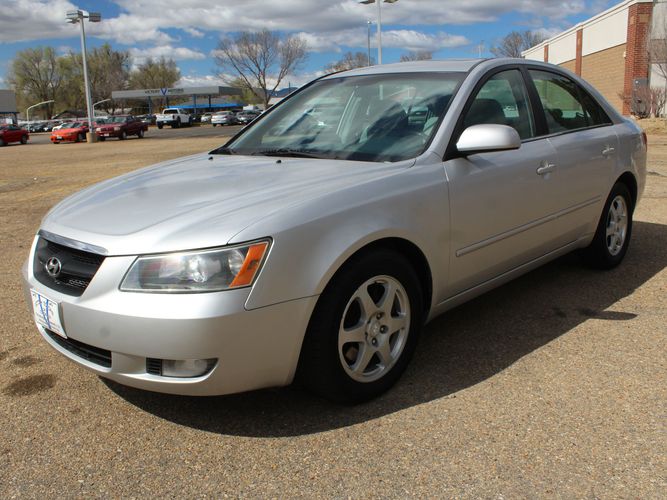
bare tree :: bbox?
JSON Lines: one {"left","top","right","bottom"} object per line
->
{"left": 400, "top": 51, "right": 433, "bottom": 62}
{"left": 129, "top": 56, "right": 180, "bottom": 89}
{"left": 7, "top": 47, "right": 64, "bottom": 119}
{"left": 491, "top": 31, "right": 546, "bottom": 58}
{"left": 326, "top": 51, "right": 374, "bottom": 73}
{"left": 62, "top": 43, "right": 131, "bottom": 114}
{"left": 214, "top": 29, "right": 307, "bottom": 108}
{"left": 649, "top": 10, "right": 667, "bottom": 117}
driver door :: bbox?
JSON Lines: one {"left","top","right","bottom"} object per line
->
{"left": 443, "top": 68, "right": 564, "bottom": 296}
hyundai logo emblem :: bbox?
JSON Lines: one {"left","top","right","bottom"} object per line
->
{"left": 45, "top": 257, "right": 62, "bottom": 278}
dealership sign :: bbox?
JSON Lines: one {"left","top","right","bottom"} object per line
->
{"left": 112, "top": 86, "right": 242, "bottom": 99}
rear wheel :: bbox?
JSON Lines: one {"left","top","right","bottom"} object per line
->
{"left": 20, "top": 135, "right": 28, "bottom": 144}
{"left": 583, "top": 182, "right": 633, "bottom": 269}
{"left": 297, "top": 250, "right": 423, "bottom": 404}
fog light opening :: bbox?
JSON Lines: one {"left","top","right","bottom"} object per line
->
{"left": 160, "top": 358, "right": 216, "bottom": 378}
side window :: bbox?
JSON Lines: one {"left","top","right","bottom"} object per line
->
{"left": 529, "top": 70, "right": 611, "bottom": 133}
{"left": 463, "top": 69, "right": 535, "bottom": 140}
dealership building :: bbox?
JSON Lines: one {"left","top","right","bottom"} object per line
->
{"left": 523, "top": 0, "right": 657, "bottom": 115}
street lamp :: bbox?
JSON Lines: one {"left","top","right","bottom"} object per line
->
{"left": 93, "top": 98, "right": 111, "bottom": 113}
{"left": 67, "top": 9, "right": 101, "bottom": 143}
{"left": 367, "top": 21, "right": 372, "bottom": 66}
{"left": 358, "top": 0, "right": 398, "bottom": 65}
{"left": 26, "top": 100, "right": 55, "bottom": 125}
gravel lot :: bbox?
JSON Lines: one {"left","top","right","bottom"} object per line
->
{"left": 1, "top": 131, "right": 665, "bottom": 497}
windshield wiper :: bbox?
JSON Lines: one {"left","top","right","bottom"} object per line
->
{"left": 250, "top": 148, "right": 323, "bottom": 159}
{"left": 209, "top": 146, "right": 238, "bottom": 155}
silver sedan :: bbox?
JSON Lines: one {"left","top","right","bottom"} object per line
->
{"left": 22, "top": 59, "right": 647, "bottom": 403}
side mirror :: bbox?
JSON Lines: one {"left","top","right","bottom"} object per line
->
{"left": 456, "top": 124, "right": 521, "bottom": 155}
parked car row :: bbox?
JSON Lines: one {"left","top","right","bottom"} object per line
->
{"left": 210, "top": 109, "right": 261, "bottom": 126}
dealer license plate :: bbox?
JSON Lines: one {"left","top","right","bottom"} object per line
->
{"left": 31, "top": 289, "right": 66, "bottom": 338}
{"left": 56, "top": 136, "right": 63, "bottom": 140}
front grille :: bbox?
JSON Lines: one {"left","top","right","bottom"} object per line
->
{"left": 44, "top": 328, "right": 111, "bottom": 368}
{"left": 33, "top": 237, "right": 105, "bottom": 296}
{"left": 146, "top": 358, "right": 162, "bottom": 375}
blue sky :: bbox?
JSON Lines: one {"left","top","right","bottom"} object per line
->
{"left": 0, "top": 0, "right": 618, "bottom": 89}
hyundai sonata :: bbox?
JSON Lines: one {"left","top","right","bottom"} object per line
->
{"left": 23, "top": 59, "right": 647, "bottom": 403}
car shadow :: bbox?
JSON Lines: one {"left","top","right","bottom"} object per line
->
{"left": 104, "top": 220, "right": 667, "bottom": 437}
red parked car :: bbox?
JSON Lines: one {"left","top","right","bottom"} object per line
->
{"left": 0, "top": 124, "right": 29, "bottom": 146}
{"left": 50, "top": 121, "right": 90, "bottom": 144}
{"left": 95, "top": 115, "right": 148, "bottom": 140}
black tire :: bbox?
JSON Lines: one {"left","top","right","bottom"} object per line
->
{"left": 157, "top": 123, "right": 163, "bottom": 130}
{"left": 20, "top": 135, "right": 28, "bottom": 144}
{"left": 296, "top": 250, "right": 424, "bottom": 404}
{"left": 0, "top": 138, "right": 5, "bottom": 147}
{"left": 98, "top": 136, "right": 105, "bottom": 142}
{"left": 137, "top": 129, "right": 144, "bottom": 139}
{"left": 77, "top": 133, "right": 85, "bottom": 142}
{"left": 119, "top": 130, "right": 127, "bottom": 140}
{"left": 212, "top": 123, "right": 217, "bottom": 127}
{"left": 583, "top": 182, "right": 633, "bottom": 269}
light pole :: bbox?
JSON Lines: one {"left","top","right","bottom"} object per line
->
{"left": 93, "top": 98, "right": 111, "bottom": 115}
{"left": 26, "top": 100, "right": 55, "bottom": 125}
{"left": 359, "top": 0, "right": 398, "bottom": 65}
{"left": 67, "top": 9, "right": 101, "bottom": 143}
{"left": 367, "top": 20, "right": 372, "bottom": 66}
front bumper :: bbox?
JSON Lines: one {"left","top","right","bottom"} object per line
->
{"left": 95, "top": 130, "right": 122, "bottom": 138}
{"left": 22, "top": 237, "right": 318, "bottom": 396}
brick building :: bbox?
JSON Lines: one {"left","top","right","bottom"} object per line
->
{"left": 522, "top": 0, "right": 654, "bottom": 115}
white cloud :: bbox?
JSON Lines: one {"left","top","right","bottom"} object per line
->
{"left": 130, "top": 45, "right": 206, "bottom": 65}
{"left": 0, "top": 0, "right": 79, "bottom": 42}
{"left": 300, "top": 28, "right": 469, "bottom": 53}
{"left": 0, "top": 0, "right": 593, "bottom": 45}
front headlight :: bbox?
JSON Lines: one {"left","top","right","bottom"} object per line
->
{"left": 114, "top": 126, "right": 121, "bottom": 131}
{"left": 120, "top": 240, "right": 270, "bottom": 292}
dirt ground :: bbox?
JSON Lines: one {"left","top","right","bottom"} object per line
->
{"left": 0, "top": 134, "right": 665, "bottom": 497}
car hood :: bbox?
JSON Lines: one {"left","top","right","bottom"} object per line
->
{"left": 41, "top": 153, "right": 411, "bottom": 255}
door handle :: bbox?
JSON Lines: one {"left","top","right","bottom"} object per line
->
{"left": 536, "top": 162, "right": 556, "bottom": 176}
{"left": 602, "top": 146, "right": 616, "bottom": 157}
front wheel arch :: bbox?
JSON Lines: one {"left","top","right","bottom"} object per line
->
{"left": 321, "top": 237, "right": 433, "bottom": 319}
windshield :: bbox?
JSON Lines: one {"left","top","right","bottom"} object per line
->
{"left": 107, "top": 116, "right": 127, "bottom": 123}
{"left": 224, "top": 72, "right": 463, "bottom": 162}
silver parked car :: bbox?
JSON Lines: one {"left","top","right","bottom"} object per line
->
{"left": 23, "top": 59, "right": 647, "bottom": 403}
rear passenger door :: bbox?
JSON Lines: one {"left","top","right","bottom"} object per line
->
{"left": 527, "top": 69, "right": 618, "bottom": 238}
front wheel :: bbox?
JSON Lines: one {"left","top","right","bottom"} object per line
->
{"left": 297, "top": 250, "right": 423, "bottom": 404}
{"left": 77, "top": 133, "right": 85, "bottom": 142}
{"left": 21, "top": 135, "right": 28, "bottom": 144}
{"left": 583, "top": 182, "right": 633, "bottom": 269}
{"left": 98, "top": 136, "right": 105, "bottom": 141}
{"left": 119, "top": 130, "right": 127, "bottom": 140}
{"left": 137, "top": 129, "right": 144, "bottom": 139}
{"left": 157, "top": 123, "right": 163, "bottom": 130}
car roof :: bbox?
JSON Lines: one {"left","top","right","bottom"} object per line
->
{"left": 323, "top": 59, "right": 486, "bottom": 79}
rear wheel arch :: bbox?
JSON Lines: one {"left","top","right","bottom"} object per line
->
{"left": 616, "top": 171, "right": 637, "bottom": 211}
